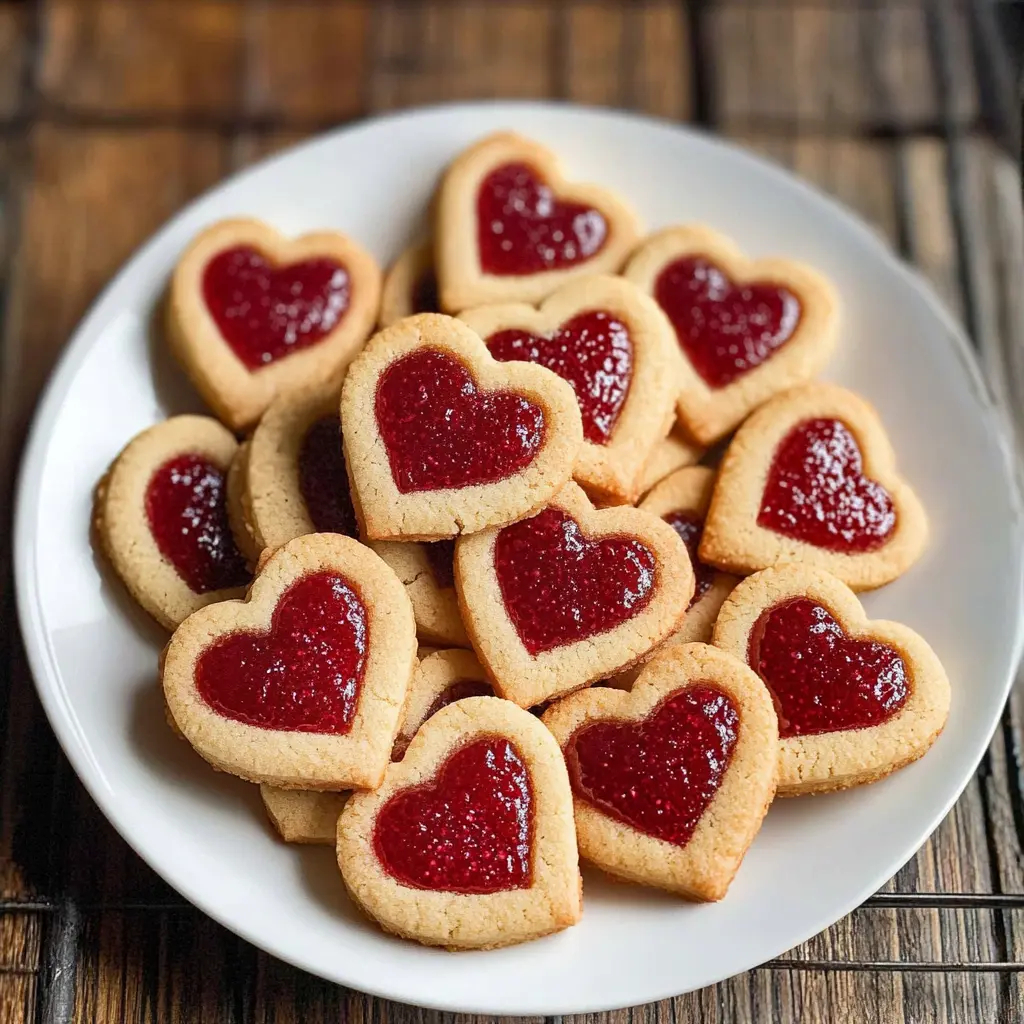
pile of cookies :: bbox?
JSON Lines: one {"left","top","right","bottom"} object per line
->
{"left": 94, "top": 131, "right": 951, "bottom": 952}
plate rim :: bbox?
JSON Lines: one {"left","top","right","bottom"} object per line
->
{"left": 13, "top": 99, "right": 1024, "bottom": 1014}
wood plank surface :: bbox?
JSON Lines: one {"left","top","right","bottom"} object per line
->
{"left": 0, "top": 1, "right": 1021, "bottom": 1022}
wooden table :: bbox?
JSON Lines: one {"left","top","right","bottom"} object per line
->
{"left": 1, "top": 2, "right": 1022, "bottom": 1021}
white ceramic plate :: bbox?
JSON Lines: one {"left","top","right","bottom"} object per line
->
{"left": 14, "top": 103, "right": 1024, "bottom": 1014}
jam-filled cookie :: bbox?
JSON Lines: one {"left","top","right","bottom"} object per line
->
{"left": 337, "top": 696, "right": 581, "bottom": 949}
{"left": 458, "top": 275, "right": 679, "bottom": 505}
{"left": 93, "top": 415, "right": 251, "bottom": 630}
{"left": 543, "top": 642, "right": 778, "bottom": 900}
{"left": 341, "top": 313, "right": 584, "bottom": 540}
{"left": 634, "top": 425, "right": 704, "bottom": 500}
{"left": 713, "top": 563, "right": 950, "bottom": 795}
{"left": 239, "top": 382, "right": 357, "bottom": 556}
{"left": 162, "top": 533, "right": 417, "bottom": 790}
{"left": 225, "top": 439, "right": 261, "bottom": 568}
{"left": 436, "top": 132, "right": 640, "bottom": 311}
{"left": 640, "top": 467, "right": 737, "bottom": 645}
{"left": 261, "top": 648, "right": 492, "bottom": 843}
{"left": 168, "top": 218, "right": 381, "bottom": 430}
{"left": 700, "top": 383, "right": 928, "bottom": 589}
{"left": 455, "top": 481, "right": 694, "bottom": 708}
{"left": 625, "top": 225, "right": 839, "bottom": 444}
{"left": 369, "top": 540, "right": 469, "bottom": 648}
{"left": 391, "top": 648, "right": 494, "bottom": 759}
{"left": 379, "top": 242, "right": 440, "bottom": 326}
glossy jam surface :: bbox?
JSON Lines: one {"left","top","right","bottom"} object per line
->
{"left": 749, "top": 597, "right": 908, "bottom": 737}
{"left": 411, "top": 268, "right": 440, "bottom": 314}
{"left": 662, "top": 510, "right": 715, "bottom": 608}
{"left": 375, "top": 348, "right": 545, "bottom": 492}
{"left": 654, "top": 256, "right": 801, "bottom": 388}
{"left": 297, "top": 415, "right": 358, "bottom": 536}
{"left": 494, "top": 508, "right": 657, "bottom": 656}
{"left": 195, "top": 572, "right": 367, "bottom": 734}
{"left": 202, "top": 246, "right": 350, "bottom": 370}
{"left": 425, "top": 539, "right": 456, "bottom": 589}
{"left": 758, "top": 418, "right": 896, "bottom": 552}
{"left": 373, "top": 737, "right": 533, "bottom": 893}
{"left": 486, "top": 311, "right": 633, "bottom": 444}
{"left": 477, "top": 163, "right": 607, "bottom": 276}
{"left": 566, "top": 686, "right": 739, "bottom": 847}
{"left": 145, "top": 454, "right": 249, "bottom": 594}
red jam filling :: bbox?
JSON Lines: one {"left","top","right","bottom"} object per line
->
{"left": 145, "top": 454, "right": 249, "bottom": 594}
{"left": 565, "top": 686, "right": 739, "bottom": 847}
{"left": 758, "top": 418, "right": 896, "bottom": 552}
{"left": 374, "top": 348, "right": 545, "bottom": 492}
{"left": 486, "top": 310, "right": 633, "bottom": 445}
{"left": 201, "top": 246, "right": 350, "bottom": 370}
{"left": 297, "top": 415, "right": 358, "bottom": 536}
{"left": 662, "top": 510, "right": 715, "bottom": 608}
{"left": 653, "top": 255, "right": 801, "bottom": 388}
{"left": 373, "top": 736, "right": 532, "bottom": 893}
{"left": 425, "top": 539, "right": 456, "bottom": 589}
{"left": 748, "top": 597, "right": 908, "bottom": 737}
{"left": 411, "top": 267, "right": 440, "bottom": 314}
{"left": 194, "top": 571, "right": 367, "bottom": 734}
{"left": 494, "top": 507, "right": 657, "bottom": 656}
{"left": 391, "top": 679, "right": 493, "bottom": 761}
{"left": 477, "top": 163, "right": 608, "bottom": 276}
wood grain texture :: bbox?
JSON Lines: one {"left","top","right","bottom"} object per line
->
{"left": 39, "top": 1, "right": 245, "bottom": 116}
{"left": 1, "top": 1, "right": 1022, "bottom": 1022}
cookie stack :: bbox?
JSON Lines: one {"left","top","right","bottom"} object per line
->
{"left": 94, "top": 131, "right": 951, "bottom": 952}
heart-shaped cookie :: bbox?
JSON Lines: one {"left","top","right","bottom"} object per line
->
{"left": 341, "top": 313, "right": 584, "bottom": 540}
{"left": 261, "top": 648, "right": 491, "bottom": 844}
{"left": 162, "top": 533, "right": 417, "bottom": 790}
{"left": 168, "top": 218, "right": 381, "bottom": 430}
{"left": 337, "top": 696, "right": 581, "bottom": 949}
{"left": 458, "top": 275, "right": 680, "bottom": 504}
{"left": 640, "top": 467, "right": 738, "bottom": 645}
{"left": 391, "top": 648, "right": 493, "bottom": 759}
{"left": 93, "top": 415, "right": 251, "bottom": 630}
{"left": 240, "top": 382, "right": 357, "bottom": 551}
{"left": 455, "top": 481, "right": 694, "bottom": 707}
{"left": 713, "top": 563, "right": 950, "bottom": 795}
{"left": 700, "top": 383, "right": 928, "bottom": 589}
{"left": 634, "top": 424, "right": 704, "bottom": 500}
{"left": 379, "top": 241, "right": 440, "bottom": 327}
{"left": 542, "top": 642, "right": 777, "bottom": 900}
{"left": 369, "top": 539, "right": 469, "bottom": 646}
{"left": 625, "top": 225, "right": 839, "bottom": 444}
{"left": 436, "top": 132, "right": 640, "bottom": 311}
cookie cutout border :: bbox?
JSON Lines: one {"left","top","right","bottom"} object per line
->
{"left": 379, "top": 241, "right": 436, "bottom": 326}
{"left": 370, "top": 539, "right": 470, "bottom": 647}
{"left": 93, "top": 414, "right": 250, "bottom": 631}
{"left": 168, "top": 217, "right": 381, "bottom": 431}
{"left": 458, "top": 275, "right": 679, "bottom": 504}
{"left": 624, "top": 224, "right": 839, "bottom": 445}
{"left": 337, "top": 696, "right": 582, "bottom": 950}
{"left": 639, "top": 466, "right": 737, "bottom": 646}
{"left": 436, "top": 131, "right": 641, "bottom": 311}
{"left": 260, "top": 787, "right": 349, "bottom": 845}
{"left": 341, "top": 312, "right": 584, "bottom": 541}
{"left": 712, "top": 562, "right": 951, "bottom": 796}
{"left": 162, "top": 533, "right": 417, "bottom": 790}
{"left": 700, "top": 383, "right": 928, "bottom": 590}
{"left": 244, "top": 381, "right": 352, "bottom": 554}
{"left": 542, "top": 642, "right": 778, "bottom": 901}
{"left": 455, "top": 481, "right": 694, "bottom": 708}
